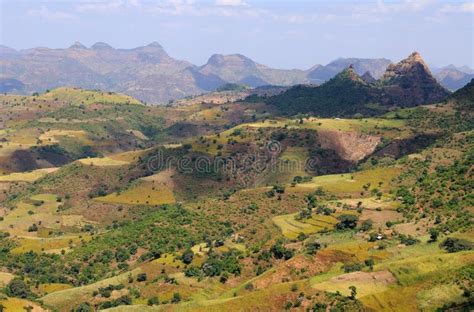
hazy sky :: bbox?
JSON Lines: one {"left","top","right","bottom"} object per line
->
{"left": 1, "top": 0, "right": 473, "bottom": 69}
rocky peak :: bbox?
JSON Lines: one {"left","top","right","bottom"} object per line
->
{"left": 336, "top": 65, "right": 366, "bottom": 84}
{"left": 381, "top": 52, "right": 450, "bottom": 105}
{"left": 382, "top": 51, "right": 432, "bottom": 81}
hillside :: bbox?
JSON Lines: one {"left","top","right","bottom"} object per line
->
{"left": 266, "top": 66, "right": 377, "bottom": 116}
{"left": 449, "top": 78, "right": 474, "bottom": 110}
{"left": 0, "top": 82, "right": 472, "bottom": 311}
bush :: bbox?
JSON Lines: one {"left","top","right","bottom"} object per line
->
{"left": 342, "top": 263, "right": 364, "bottom": 273}
{"left": 336, "top": 214, "right": 359, "bottom": 230}
{"left": 137, "top": 273, "right": 147, "bottom": 282}
{"left": 360, "top": 219, "right": 373, "bottom": 232}
{"left": 75, "top": 303, "right": 92, "bottom": 312}
{"left": 181, "top": 249, "right": 194, "bottom": 264}
{"left": 147, "top": 296, "right": 159, "bottom": 306}
{"left": 171, "top": 292, "right": 182, "bottom": 303}
{"left": 6, "top": 278, "right": 30, "bottom": 298}
{"left": 440, "top": 238, "right": 473, "bottom": 253}
{"left": 399, "top": 234, "right": 419, "bottom": 246}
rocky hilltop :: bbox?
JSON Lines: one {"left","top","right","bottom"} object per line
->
{"left": 267, "top": 52, "right": 451, "bottom": 116}
{"left": 381, "top": 52, "right": 450, "bottom": 106}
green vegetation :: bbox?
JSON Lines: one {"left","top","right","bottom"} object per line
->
{"left": 0, "top": 84, "right": 472, "bottom": 311}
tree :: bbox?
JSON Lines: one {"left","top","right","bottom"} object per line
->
{"left": 360, "top": 219, "right": 373, "bottom": 232}
{"left": 171, "top": 292, "right": 182, "bottom": 303}
{"left": 147, "top": 296, "right": 159, "bottom": 306}
{"left": 336, "top": 214, "right": 359, "bottom": 230}
{"left": 137, "top": 273, "right": 147, "bottom": 282}
{"left": 364, "top": 258, "right": 375, "bottom": 271}
{"left": 349, "top": 285, "right": 357, "bottom": 299}
{"left": 429, "top": 228, "right": 439, "bottom": 242}
{"left": 181, "top": 249, "right": 194, "bottom": 265}
{"left": 6, "top": 278, "right": 30, "bottom": 298}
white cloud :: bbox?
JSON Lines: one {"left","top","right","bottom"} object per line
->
{"left": 27, "top": 6, "right": 76, "bottom": 20}
{"left": 439, "top": 2, "right": 474, "bottom": 13}
{"left": 76, "top": 0, "right": 141, "bottom": 13}
{"left": 215, "top": 0, "right": 247, "bottom": 6}
{"left": 372, "top": 0, "right": 436, "bottom": 14}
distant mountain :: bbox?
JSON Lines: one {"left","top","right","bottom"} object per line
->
{"left": 0, "top": 43, "right": 310, "bottom": 103}
{"left": 0, "top": 43, "right": 459, "bottom": 104}
{"left": 266, "top": 52, "right": 450, "bottom": 116}
{"left": 434, "top": 65, "right": 474, "bottom": 91}
{"left": 197, "top": 54, "right": 308, "bottom": 87}
{"left": 307, "top": 58, "right": 392, "bottom": 84}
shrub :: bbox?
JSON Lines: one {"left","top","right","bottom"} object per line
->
{"left": 147, "top": 296, "right": 159, "bottom": 306}
{"left": 440, "top": 238, "right": 473, "bottom": 253}
{"left": 336, "top": 214, "right": 359, "bottom": 230}
{"left": 6, "top": 278, "right": 30, "bottom": 298}
{"left": 137, "top": 273, "right": 147, "bottom": 282}
{"left": 181, "top": 249, "right": 194, "bottom": 265}
{"left": 171, "top": 293, "right": 182, "bottom": 303}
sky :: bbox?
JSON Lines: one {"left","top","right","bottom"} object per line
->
{"left": 0, "top": 0, "right": 473, "bottom": 69}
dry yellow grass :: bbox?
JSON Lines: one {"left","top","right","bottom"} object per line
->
{"left": 37, "top": 283, "right": 73, "bottom": 294}
{"left": 95, "top": 181, "right": 175, "bottom": 205}
{"left": 295, "top": 167, "right": 401, "bottom": 195}
{"left": 312, "top": 270, "right": 396, "bottom": 297}
{"left": 0, "top": 168, "right": 58, "bottom": 182}
{"left": 37, "top": 87, "right": 142, "bottom": 106}
{"left": 76, "top": 157, "right": 130, "bottom": 166}
{"left": 39, "top": 129, "right": 91, "bottom": 145}
{"left": 0, "top": 272, "right": 15, "bottom": 287}
{"left": 0, "top": 297, "right": 47, "bottom": 312}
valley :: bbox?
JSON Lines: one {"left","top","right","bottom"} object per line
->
{"left": 0, "top": 52, "right": 472, "bottom": 312}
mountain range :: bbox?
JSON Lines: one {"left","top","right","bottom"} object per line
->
{"left": 0, "top": 42, "right": 471, "bottom": 103}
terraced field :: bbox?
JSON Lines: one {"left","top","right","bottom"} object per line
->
{"left": 272, "top": 213, "right": 339, "bottom": 239}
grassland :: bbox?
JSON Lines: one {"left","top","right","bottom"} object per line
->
{"left": 294, "top": 166, "right": 402, "bottom": 195}
{"left": 76, "top": 157, "right": 130, "bottom": 167}
{"left": 95, "top": 181, "right": 175, "bottom": 205}
{"left": 37, "top": 87, "right": 143, "bottom": 106}
{"left": 0, "top": 168, "right": 58, "bottom": 182}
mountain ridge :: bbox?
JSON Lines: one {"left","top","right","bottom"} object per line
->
{"left": 0, "top": 42, "right": 469, "bottom": 103}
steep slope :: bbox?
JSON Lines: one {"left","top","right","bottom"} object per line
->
{"left": 449, "top": 78, "right": 474, "bottom": 110}
{"left": 307, "top": 58, "right": 391, "bottom": 84}
{"left": 267, "top": 65, "right": 376, "bottom": 116}
{"left": 360, "top": 71, "right": 377, "bottom": 84}
{"left": 380, "top": 52, "right": 450, "bottom": 106}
